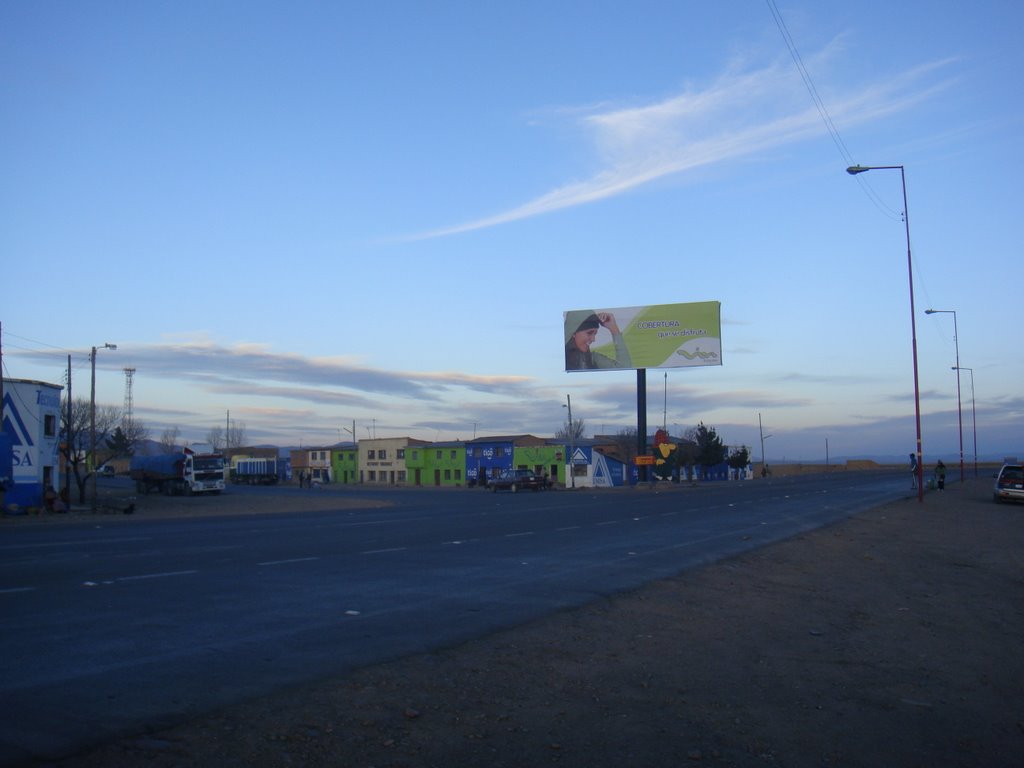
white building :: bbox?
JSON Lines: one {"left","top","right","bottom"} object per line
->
{"left": 1, "top": 378, "right": 64, "bottom": 509}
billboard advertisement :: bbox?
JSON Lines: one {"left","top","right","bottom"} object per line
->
{"left": 564, "top": 301, "right": 721, "bottom": 372}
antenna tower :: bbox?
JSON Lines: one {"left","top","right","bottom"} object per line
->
{"left": 123, "top": 367, "right": 136, "bottom": 428}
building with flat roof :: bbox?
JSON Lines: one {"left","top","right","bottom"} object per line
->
{"left": 2, "top": 378, "right": 64, "bottom": 509}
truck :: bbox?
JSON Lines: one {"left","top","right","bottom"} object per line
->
{"left": 232, "top": 457, "right": 280, "bottom": 485}
{"left": 129, "top": 444, "right": 225, "bottom": 496}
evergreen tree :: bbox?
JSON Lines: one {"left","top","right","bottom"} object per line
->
{"left": 694, "top": 422, "right": 727, "bottom": 467}
{"left": 105, "top": 426, "right": 135, "bottom": 458}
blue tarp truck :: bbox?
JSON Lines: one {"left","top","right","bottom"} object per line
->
{"left": 130, "top": 445, "right": 225, "bottom": 496}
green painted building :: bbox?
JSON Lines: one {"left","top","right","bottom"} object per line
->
{"left": 513, "top": 441, "right": 566, "bottom": 486}
{"left": 405, "top": 441, "right": 466, "bottom": 487}
{"left": 331, "top": 444, "right": 359, "bottom": 485}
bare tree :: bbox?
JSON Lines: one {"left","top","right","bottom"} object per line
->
{"left": 121, "top": 418, "right": 150, "bottom": 453}
{"left": 205, "top": 425, "right": 224, "bottom": 451}
{"left": 159, "top": 426, "right": 181, "bottom": 453}
{"left": 609, "top": 426, "right": 638, "bottom": 464}
{"left": 60, "top": 396, "right": 121, "bottom": 503}
{"left": 228, "top": 420, "right": 247, "bottom": 451}
{"left": 555, "top": 418, "right": 586, "bottom": 442}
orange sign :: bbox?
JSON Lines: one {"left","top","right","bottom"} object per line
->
{"left": 634, "top": 455, "right": 655, "bottom": 466}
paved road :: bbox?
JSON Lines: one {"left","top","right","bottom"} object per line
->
{"left": 0, "top": 471, "right": 907, "bottom": 765}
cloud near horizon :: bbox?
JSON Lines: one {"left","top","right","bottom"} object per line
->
{"left": 14, "top": 339, "right": 539, "bottom": 407}
{"left": 402, "top": 52, "right": 954, "bottom": 241}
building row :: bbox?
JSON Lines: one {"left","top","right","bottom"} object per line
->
{"left": 276, "top": 434, "right": 634, "bottom": 489}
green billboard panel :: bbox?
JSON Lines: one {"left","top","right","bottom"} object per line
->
{"left": 564, "top": 301, "right": 721, "bottom": 372}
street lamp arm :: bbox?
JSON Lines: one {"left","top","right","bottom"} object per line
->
{"left": 847, "top": 164, "right": 903, "bottom": 174}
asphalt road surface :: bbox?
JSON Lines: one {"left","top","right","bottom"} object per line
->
{"left": 0, "top": 471, "right": 907, "bottom": 765}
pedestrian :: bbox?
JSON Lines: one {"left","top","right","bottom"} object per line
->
{"left": 909, "top": 453, "right": 918, "bottom": 490}
{"left": 935, "top": 460, "right": 946, "bottom": 491}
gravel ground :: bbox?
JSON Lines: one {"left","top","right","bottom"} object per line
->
{"left": 26, "top": 477, "right": 1024, "bottom": 767}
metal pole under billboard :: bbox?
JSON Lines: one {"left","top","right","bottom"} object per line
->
{"left": 637, "top": 369, "right": 647, "bottom": 482}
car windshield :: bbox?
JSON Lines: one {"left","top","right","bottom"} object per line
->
{"left": 999, "top": 467, "right": 1023, "bottom": 482}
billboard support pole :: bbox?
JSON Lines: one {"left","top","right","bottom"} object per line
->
{"left": 637, "top": 369, "right": 647, "bottom": 482}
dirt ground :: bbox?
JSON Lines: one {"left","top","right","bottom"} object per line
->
{"left": 30, "top": 477, "right": 1024, "bottom": 767}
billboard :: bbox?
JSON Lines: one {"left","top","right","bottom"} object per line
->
{"left": 564, "top": 301, "right": 721, "bottom": 372}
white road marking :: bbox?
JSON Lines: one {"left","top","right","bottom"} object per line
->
{"left": 258, "top": 557, "right": 319, "bottom": 566}
{"left": 116, "top": 570, "right": 200, "bottom": 581}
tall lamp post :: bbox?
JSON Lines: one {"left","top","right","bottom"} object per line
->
{"left": 562, "top": 395, "right": 575, "bottom": 488}
{"left": 846, "top": 164, "right": 924, "bottom": 502}
{"left": 953, "top": 366, "right": 977, "bottom": 478}
{"left": 758, "top": 412, "right": 772, "bottom": 478}
{"left": 90, "top": 343, "right": 117, "bottom": 511}
{"left": 925, "top": 308, "right": 964, "bottom": 482}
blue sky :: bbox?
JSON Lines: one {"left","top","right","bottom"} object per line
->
{"left": 3, "top": 1, "right": 1021, "bottom": 463}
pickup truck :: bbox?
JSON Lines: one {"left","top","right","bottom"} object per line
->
{"left": 490, "top": 468, "right": 546, "bottom": 493}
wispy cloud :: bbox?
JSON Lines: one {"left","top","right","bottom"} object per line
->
{"left": 404, "top": 54, "right": 954, "bottom": 240}
{"left": 13, "top": 338, "right": 537, "bottom": 406}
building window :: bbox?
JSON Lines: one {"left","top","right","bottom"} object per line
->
{"left": 368, "top": 450, "right": 376, "bottom": 459}
{"left": 436, "top": 450, "right": 442, "bottom": 459}
{"left": 44, "top": 414, "right": 56, "bottom": 437}
{"left": 450, "top": 450, "right": 457, "bottom": 460}
{"left": 397, "top": 448, "right": 405, "bottom": 459}
{"left": 397, "top": 471, "right": 406, "bottom": 483}
{"left": 455, "top": 469, "right": 461, "bottom": 480}
{"left": 467, "top": 447, "right": 474, "bottom": 457}
{"left": 368, "top": 470, "right": 376, "bottom": 481}
{"left": 444, "top": 469, "right": 451, "bottom": 480}
{"left": 410, "top": 450, "right": 417, "bottom": 460}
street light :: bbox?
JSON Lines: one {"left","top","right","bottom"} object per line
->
{"left": 925, "top": 308, "right": 964, "bottom": 482}
{"left": 90, "top": 342, "right": 117, "bottom": 511}
{"left": 953, "top": 366, "right": 978, "bottom": 478}
{"left": 758, "top": 412, "right": 772, "bottom": 478}
{"left": 562, "top": 394, "right": 575, "bottom": 488}
{"left": 846, "top": 164, "right": 924, "bottom": 502}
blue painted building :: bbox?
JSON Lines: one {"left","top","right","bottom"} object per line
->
{"left": 2, "top": 378, "right": 64, "bottom": 510}
{"left": 466, "top": 435, "right": 549, "bottom": 485}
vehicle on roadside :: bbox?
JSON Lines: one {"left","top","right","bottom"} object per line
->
{"left": 993, "top": 464, "right": 1024, "bottom": 503}
{"left": 130, "top": 444, "right": 225, "bottom": 496}
{"left": 490, "top": 468, "right": 545, "bottom": 493}
{"left": 232, "top": 457, "right": 280, "bottom": 485}
{"left": 97, "top": 465, "right": 116, "bottom": 477}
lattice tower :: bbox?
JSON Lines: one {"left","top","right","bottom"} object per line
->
{"left": 123, "top": 367, "right": 136, "bottom": 428}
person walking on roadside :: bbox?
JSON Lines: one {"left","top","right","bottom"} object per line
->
{"left": 909, "top": 453, "right": 918, "bottom": 490}
{"left": 935, "top": 460, "right": 947, "bottom": 491}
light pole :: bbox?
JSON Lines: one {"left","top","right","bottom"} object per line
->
{"left": 758, "top": 412, "right": 772, "bottom": 478}
{"left": 846, "top": 164, "right": 924, "bottom": 502}
{"left": 926, "top": 308, "right": 964, "bottom": 482}
{"left": 953, "top": 366, "right": 977, "bottom": 478}
{"left": 90, "top": 342, "right": 117, "bottom": 511}
{"left": 563, "top": 395, "right": 575, "bottom": 488}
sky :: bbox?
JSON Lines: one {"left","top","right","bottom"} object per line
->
{"left": 2, "top": 1, "right": 1022, "bottom": 464}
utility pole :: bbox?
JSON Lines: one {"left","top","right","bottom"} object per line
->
{"left": 758, "top": 413, "right": 772, "bottom": 478}
{"left": 66, "top": 355, "right": 72, "bottom": 500}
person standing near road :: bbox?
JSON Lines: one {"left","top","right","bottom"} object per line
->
{"left": 935, "top": 460, "right": 947, "bottom": 491}
{"left": 909, "top": 453, "right": 918, "bottom": 490}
